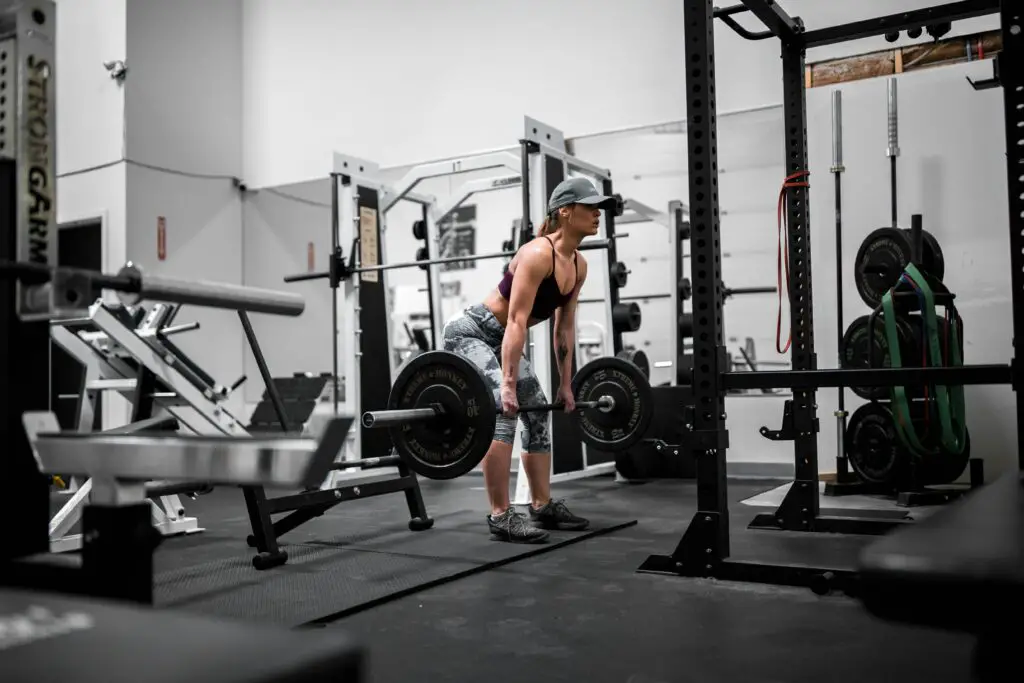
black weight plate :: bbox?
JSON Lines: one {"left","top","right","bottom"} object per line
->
{"left": 855, "top": 227, "right": 912, "bottom": 308}
{"left": 920, "top": 230, "right": 945, "bottom": 283}
{"left": 610, "top": 261, "right": 629, "bottom": 288}
{"left": 387, "top": 351, "right": 495, "bottom": 480}
{"left": 616, "top": 347, "right": 651, "bottom": 379}
{"left": 903, "top": 399, "right": 971, "bottom": 487}
{"left": 412, "top": 220, "right": 426, "bottom": 240}
{"left": 678, "top": 277, "right": 692, "bottom": 301}
{"left": 612, "top": 301, "right": 642, "bottom": 332}
{"left": 844, "top": 402, "right": 906, "bottom": 486}
{"left": 678, "top": 312, "right": 693, "bottom": 339}
{"left": 840, "top": 314, "right": 919, "bottom": 400}
{"left": 572, "top": 356, "right": 653, "bottom": 452}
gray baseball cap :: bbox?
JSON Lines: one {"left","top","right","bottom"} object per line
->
{"left": 547, "top": 177, "right": 617, "bottom": 212}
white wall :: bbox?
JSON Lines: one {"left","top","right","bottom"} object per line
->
{"left": 241, "top": 179, "right": 333, "bottom": 406}
{"left": 241, "top": 0, "right": 694, "bottom": 188}
{"left": 126, "top": 168, "right": 245, "bottom": 413}
{"left": 240, "top": 0, "right": 999, "bottom": 190}
{"left": 56, "top": 0, "right": 125, "bottom": 177}
{"left": 124, "top": 0, "right": 247, "bottom": 416}
{"left": 125, "top": 0, "right": 242, "bottom": 176}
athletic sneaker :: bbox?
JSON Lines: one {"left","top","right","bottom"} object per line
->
{"left": 529, "top": 498, "right": 590, "bottom": 531}
{"left": 487, "top": 508, "right": 550, "bottom": 543}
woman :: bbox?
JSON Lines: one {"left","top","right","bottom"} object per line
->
{"left": 442, "top": 177, "right": 617, "bottom": 543}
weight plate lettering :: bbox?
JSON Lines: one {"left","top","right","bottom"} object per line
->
{"left": 386, "top": 351, "right": 494, "bottom": 480}
{"left": 572, "top": 356, "right": 653, "bottom": 452}
{"left": 616, "top": 347, "right": 651, "bottom": 379}
{"left": 840, "top": 314, "right": 920, "bottom": 400}
{"left": 854, "top": 228, "right": 912, "bottom": 308}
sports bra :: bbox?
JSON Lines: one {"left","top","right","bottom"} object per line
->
{"left": 497, "top": 236, "right": 578, "bottom": 322}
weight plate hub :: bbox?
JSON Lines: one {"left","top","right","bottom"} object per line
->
{"left": 572, "top": 356, "right": 653, "bottom": 451}
{"left": 840, "top": 314, "right": 920, "bottom": 400}
{"left": 387, "top": 351, "right": 495, "bottom": 480}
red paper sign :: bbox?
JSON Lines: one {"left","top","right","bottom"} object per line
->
{"left": 157, "top": 217, "right": 167, "bottom": 261}
{"left": 308, "top": 242, "right": 315, "bottom": 271}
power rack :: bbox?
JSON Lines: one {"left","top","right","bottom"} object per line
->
{"left": 640, "top": 0, "right": 1020, "bottom": 591}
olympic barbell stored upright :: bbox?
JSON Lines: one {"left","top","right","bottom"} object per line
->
{"left": 361, "top": 351, "right": 654, "bottom": 480}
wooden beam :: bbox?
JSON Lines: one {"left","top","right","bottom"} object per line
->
{"left": 807, "top": 30, "right": 1002, "bottom": 88}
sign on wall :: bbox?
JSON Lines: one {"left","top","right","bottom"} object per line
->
{"left": 438, "top": 205, "right": 476, "bottom": 271}
{"left": 157, "top": 217, "right": 167, "bottom": 261}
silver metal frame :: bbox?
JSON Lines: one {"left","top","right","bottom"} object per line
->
{"left": 431, "top": 174, "right": 522, "bottom": 226}
{"left": 513, "top": 117, "right": 619, "bottom": 505}
{"left": 46, "top": 312, "right": 205, "bottom": 552}
{"left": 320, "top": 154, "right": 403, "bottom": 487}
{"left": 23, "top": 412, "right": 350, "bottom": 494}
{"left": 383, "top": 151, "right": 521, "bottom": 213}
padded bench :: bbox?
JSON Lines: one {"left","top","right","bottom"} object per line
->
{"left": 858, "top": 471, "right": 1024, "bottom": 681}
{"left": 0, "top": 588, "right": 364, "bottom": 683}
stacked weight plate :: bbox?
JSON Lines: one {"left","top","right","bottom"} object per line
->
{"left": 841, "top": 228, "right": 969, "bottom": 490}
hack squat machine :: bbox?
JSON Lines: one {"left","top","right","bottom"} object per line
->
{"left": 639, "top": 0, "right": 1023, "bottom": 592}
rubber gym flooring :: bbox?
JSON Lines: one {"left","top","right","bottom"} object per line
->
{"left": 118, "top": 476, "right": 971, "bottom": 682}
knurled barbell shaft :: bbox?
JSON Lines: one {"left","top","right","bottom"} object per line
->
{"left": 361, "top": 395, "right": 614, "bottom": 429}
{"left": 514, "top": 397, "right": 612, "bottom": 414}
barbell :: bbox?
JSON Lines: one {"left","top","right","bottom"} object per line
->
{"left": 361, "top": 350, "right": 654, "bottom": 480}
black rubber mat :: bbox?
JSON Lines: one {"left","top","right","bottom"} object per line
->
{"left": 154, "top": 509, "right": 636, "bottom": 626}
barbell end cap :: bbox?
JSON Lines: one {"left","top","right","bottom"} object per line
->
{"left": 598, "top": 395, "right": 616, "bottom": 414}
{"left": 361, "top": 413, "right": 376, "bottom": 429}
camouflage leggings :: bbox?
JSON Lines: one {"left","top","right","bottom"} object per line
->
{"left": 442, "top": 304, "right": 551, "bottom": 453}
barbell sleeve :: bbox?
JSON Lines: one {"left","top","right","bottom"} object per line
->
{"left": 361, "top": 406, "right": 440, "bottom": 429}
{"left": 159, "top": 321, "right": 200, "bottom": 336}
{"left": 284, "top": 271, "right": 328, "bottom": 283}
{"left": 331, "top": 455, "right": 401, "bottom": 470}
{"left": 116, "top": 263, "right": 306, "bottom": 317}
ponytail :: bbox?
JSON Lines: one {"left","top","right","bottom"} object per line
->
{"left": 536, "top": 210, "right": 560, "bottom": 237}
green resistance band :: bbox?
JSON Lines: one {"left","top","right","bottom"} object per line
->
{"left": 881, "top": 263, "right": 967, "bottom": 459}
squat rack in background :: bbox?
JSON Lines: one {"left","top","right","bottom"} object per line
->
{"left": 641, "top": 0, "right": 1020, "bottom": 590}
